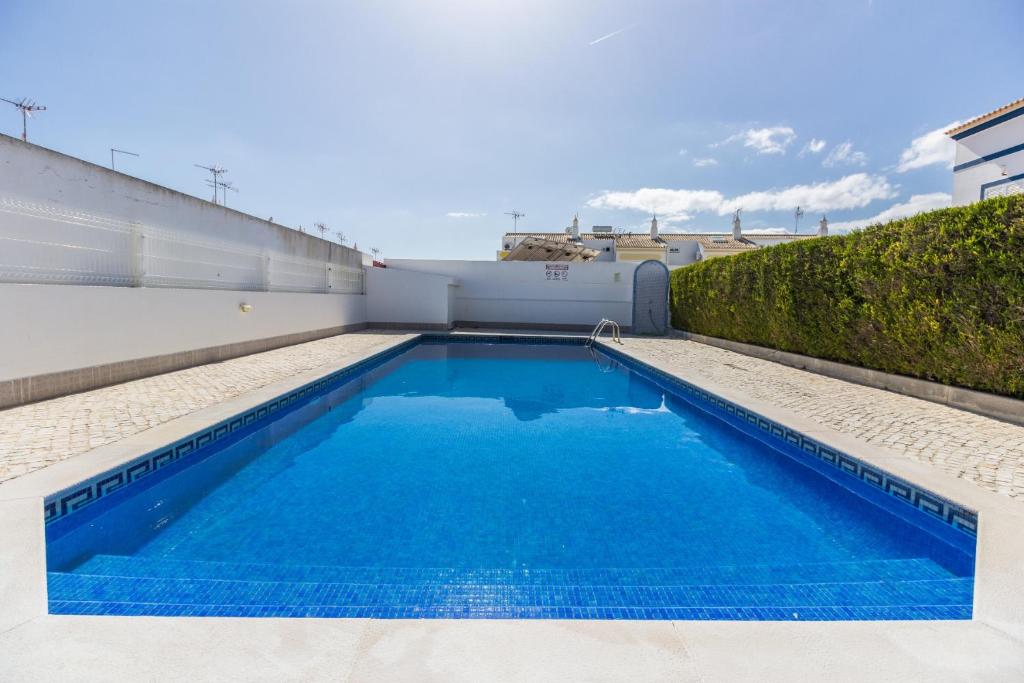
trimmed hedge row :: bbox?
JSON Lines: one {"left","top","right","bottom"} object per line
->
{"left": 670, "top": 194, "right": 1024, "bottom": 398}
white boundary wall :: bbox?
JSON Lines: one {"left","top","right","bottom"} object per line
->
{"left": 0, "top": 135, "right": 363, "bottom": 293}
{"left": 0, "top": 284, "right": 366, "bottom": 382}
{"left": 366, "top": 267, "right": 456, "bottom": 328}
{"left": 386, "top": 260, "right": 636, "bottom": 329}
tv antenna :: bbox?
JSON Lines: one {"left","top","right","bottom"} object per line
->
{"left": 1, "top": 97, "right": 47, "bottom": 142}
{"left": 206, "top": 179, "right": 238, "bottom": 207}
{"left": 335, "top": 230, "right": 349, "bottom": 246}
{"left": 371, "top": 247, "right": 381, "bottom": 260}
{"left": 110, "top": 148, "right": 139, "bottom": 171}
{"left": 504, "top": 210, "right": 526, "bottom": 231}
{"left": 195, "top": 164, "right": 228, "bottom": 204}
{"left": 794, "top": 205, "right": 805, "bottom": 233}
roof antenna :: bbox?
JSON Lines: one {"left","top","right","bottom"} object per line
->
{"left": 195, "top": 164, "right": 228, "bottom": 205}
{"left": 1, "top": 97, "right": 47, "bottom": 142}
{"left": 110, "top": 148, "right": 139, "bottom": 171}
{"left": 504, "top": 210, "right": 526, "bottom": 231}
{"left": 207, "top": 179, "right": 238, "bottom": 207}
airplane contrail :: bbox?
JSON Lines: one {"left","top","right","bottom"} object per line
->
{"left": 588, "top": 24, "right": 637, "bottom": 46}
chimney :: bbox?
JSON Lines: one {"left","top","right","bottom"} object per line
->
{"left": 570, "top": 214, "right": 580, "bottom": 239}
{"left": 818, "top": 215, "right": 829, "bottom": 237}
{"left": 650, "top": 215, "right": 659, "bottom": 239}
{"left": 732, "top": 210, "right": 742, "bottom": 240}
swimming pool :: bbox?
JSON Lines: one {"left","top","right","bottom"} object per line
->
{"left": 44, "top": 337, "right": 977, "bottom": 619}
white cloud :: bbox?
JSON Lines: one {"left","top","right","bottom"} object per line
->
{"left": 587, "top": 173, "right": 896, "bottom": 219}
{"left": 802, "top": 138, "right": 827, "bottom": 154}
{"left": 693, "top": 157, "right": 718, "bottom": 167}
{"left": 830, "top": 192, "right": 952, "bottom": 231}
{"left": 744, "top": 227, "right": 790, "bottom": 234}
{"left": 678, "top": 148, "right": 688, "bottom": 156}
{"left": 896, "top": 122, "right": 961, "bottom": 172}
{"left": 823, "top": 141, "right": 867, "bottom": 167}
{"left": 587, "top": 187, "right": 724, "bottom": 218}
{"left": 718, "top": 126, "right": 797, "bottom": 155}
{"left": 717, "top": 173, "right": 895, "bottom": 215}
{"left": 446, "top": 212, "right": 486, "bottom": 218}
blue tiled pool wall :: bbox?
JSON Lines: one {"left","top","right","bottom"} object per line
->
{"left": 593, "top": 342, "right": 978, "bottom": 551}
{"left": 42, "top": 334, "right": 977, "bottom": 622}
{"left": 43, "top": 333, "right": 977, "bottom": 561}
{"left": 43, "top": 337, "right": 421, "bottom": 536}
{"left": 43, "top": 335, "right": 584, "bottom": 532}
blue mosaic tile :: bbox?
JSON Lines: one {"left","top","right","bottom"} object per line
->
{"left": 593, "top": 341, "right": 979, "bottom": 541}
{"left": 43, "top": 336, "right": 978, "bottom": 621}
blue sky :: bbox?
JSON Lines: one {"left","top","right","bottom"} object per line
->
{"left": 3, "top": 0, "right": 1022, "bottom": 258}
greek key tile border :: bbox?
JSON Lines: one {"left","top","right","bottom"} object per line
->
{"left": 43, "top": 337, "right": 421, "bottom": 527}
{"left": 595, "top": 342, "right": 979, "bottom": 538}
{"left": 42, "top": 333, "right": 977, "bottom": 540}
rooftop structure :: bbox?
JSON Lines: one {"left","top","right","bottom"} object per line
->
{"left": 500, "top": 215, "right": 823, "bottom": 267}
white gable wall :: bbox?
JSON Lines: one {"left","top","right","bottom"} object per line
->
{"left": 951, "top": 111, "right": 1024, "bottom": 206}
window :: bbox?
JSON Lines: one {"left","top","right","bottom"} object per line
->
{"left": 983, "top": 180, "right": 1024, "bottom": 200}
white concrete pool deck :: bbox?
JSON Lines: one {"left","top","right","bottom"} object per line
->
{"left": 2, "top": 329, "right": 1024, "bottom": 681}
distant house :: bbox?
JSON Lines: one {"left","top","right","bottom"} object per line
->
{"left": 500, "top": 215, "right": 823, "bottom": 267}
{"left": 947, "top": 97, "right": 1024, "bottom": 205}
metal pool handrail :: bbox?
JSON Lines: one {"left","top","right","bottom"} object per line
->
{"left": 587, "top": 318, "right": 622, "bottom": 346}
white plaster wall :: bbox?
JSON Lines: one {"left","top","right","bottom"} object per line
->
{"left": 0, "top": 284, "right": 366, "bottom": 381}
{"left": 0, "top": 134, "right": 362, "bottom": 273}
{"left": 388, "top": 260, "right": 636, "bottom": 328}
{"left": 365, "top": 267, "right": 455, "bottom": 327}
{"left": 952, "top": 115, "right": 1024, "bottom": 206}
{"left": 666, "top": 241, "right": 701, "bottom": 267}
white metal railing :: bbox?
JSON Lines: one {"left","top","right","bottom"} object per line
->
{"left": 586, "top": 318, "right": 622, "bottom": 346}
{"left": 0, "top": 196, "right": 364, "bottom": 294}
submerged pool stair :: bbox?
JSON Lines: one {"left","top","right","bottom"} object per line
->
{"left": 48, "top": 555, "right": 973, "bottom": 620}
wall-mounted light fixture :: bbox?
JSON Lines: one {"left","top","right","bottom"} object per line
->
{"left": 239, "top": 303, "right": 253, "bottom": 313}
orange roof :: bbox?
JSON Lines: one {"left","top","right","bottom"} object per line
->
{"left": 504, "top": 230, "right": 815, "bottom": 252}
{"left": 946, "top": 97, "right": 1024, "bottom": 136}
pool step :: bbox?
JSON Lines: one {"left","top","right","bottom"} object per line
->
{"left": 47, "top": 571, "right": 973, "bottom": 620}
{"left": 70, "top": 554, "right": 960, "bottom": 587}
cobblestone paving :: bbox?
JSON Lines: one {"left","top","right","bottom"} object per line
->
{"left": 0, "top": 332, "right": 413, "bottom": 483}
{"left": 619, "top": 337, "right": 1024, "bottom": 500}
{"left": 3, "top": 331, "right": 1023, "bottom": 502}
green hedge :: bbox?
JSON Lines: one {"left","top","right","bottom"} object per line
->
{"left": 670, "top": 194, "right": 1024, "bottom": 398}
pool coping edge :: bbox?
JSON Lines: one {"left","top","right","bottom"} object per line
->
{"left": 1, "top": 330, "right": 1022, "bottom": 638}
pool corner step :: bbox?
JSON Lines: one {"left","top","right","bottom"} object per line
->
{"left": 46, "top": 569, "right": 974, "bottom": 621}
{"left": 69, "top": 554, "right": 961, "bottom": 587}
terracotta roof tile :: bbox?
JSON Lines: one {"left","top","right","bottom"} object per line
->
{"left": 613, "top": 235, "right": 665, "bottom": 249}
{"left": 946, "top": 97, "right": 1024, "bottom": 136}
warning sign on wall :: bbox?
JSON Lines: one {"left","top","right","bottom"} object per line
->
{"left": 544, "top": 264, "right": 569, "bottom": 281}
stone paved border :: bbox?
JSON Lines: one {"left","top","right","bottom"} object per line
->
{"left": 0, "top": 331, "right": 412, "bottom": 483}
{"left": 2, "top": 330, "right": 1023, "bottom": 502}
{"left": 617, "top": 337, "right": 1024, "bottom": 500}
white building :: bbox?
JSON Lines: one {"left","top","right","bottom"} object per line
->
{"left": 501, "top": 214, "right": 824, "bottom": 268}
{"left": 948, "top": 97, "right": 1024, "bottom": 206}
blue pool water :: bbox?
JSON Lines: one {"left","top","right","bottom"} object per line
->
{"left": 45, "top": 340, "right": 976, "bottom": 619}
